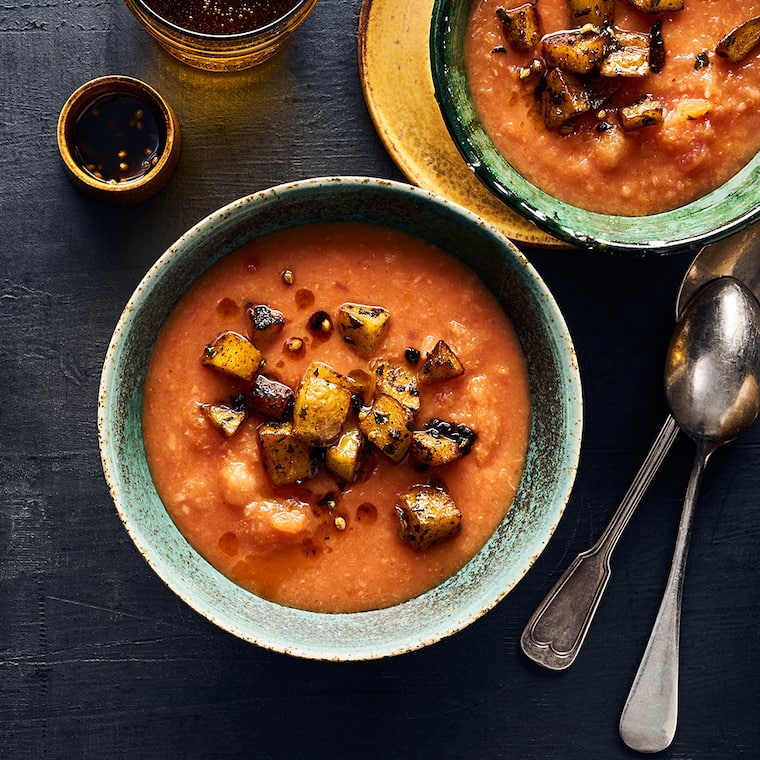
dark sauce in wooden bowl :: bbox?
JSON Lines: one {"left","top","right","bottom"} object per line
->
{"left": 73, "top": 93, "right": 163, "bottom": 184}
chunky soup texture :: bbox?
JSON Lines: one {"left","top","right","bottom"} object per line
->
{"left": 466, "top": 0, "right": 760, "bottom": 215}
{"left": 141, "top": 223, "right": 531, "bottom": 613}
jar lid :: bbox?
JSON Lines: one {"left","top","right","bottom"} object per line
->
{"left": 57, "top": 75, "right": 181, "bottom": 204}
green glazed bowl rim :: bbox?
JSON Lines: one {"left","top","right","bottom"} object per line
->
{"left": 97, "top": 176, "right": 582, "bottom": 660}
{"left": 430, "top": 0, "right": 760, "bottom": 255}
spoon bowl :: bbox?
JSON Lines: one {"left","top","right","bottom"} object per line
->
{"left": 677, "top": 221, "right": 760, "bottom": 317}
{"left": 620, "top": 276, "right": 760, "bottom": 753}
{"left": 667, "top": 277, "right": 760, "bottom": 443}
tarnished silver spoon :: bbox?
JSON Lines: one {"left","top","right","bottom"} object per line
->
{"left": 619, "top": 276, "right": 760, "bottom": 753}
{"left": 677, "top": 223, "right": 760, "bottom": 311}
{"left": 521, "top": 225, "right": 760, "bottom": 671}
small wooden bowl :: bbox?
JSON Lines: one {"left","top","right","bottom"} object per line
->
{"left": 57, "top": 75, "right": 181, "bottom": 204}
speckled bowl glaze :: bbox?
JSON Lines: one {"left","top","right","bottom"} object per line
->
{"left": 97, "top": 177, "right": 582, "bottom": 661}
{"left": 430, "top": 0, "right": 760, "bottom": 255}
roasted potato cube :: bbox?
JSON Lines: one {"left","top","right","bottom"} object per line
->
{"left": 542, "top": 28, "right": 610, "bottom": 74}
{"left": 306, "top": 361, "right": 356, "bottom": 392}
{"left": 411, "top": 431, "right": 462, "bottom": 468}
{"left": 395, "top": 484, "right": 462, "bottom": 550}
{"left": 200, "top": 396, "right": 247, "bottom": 438}
{"left": 201, "top": 331, "right": 263, "bottom": 382}
{"left": 292, "top": 362, "right": 352, "bottom": 445}
{"left": 418, "top": 339, "right": 465, "bottom": 384}
{"left": 370, "top": 357, "right": 421, "bottom": 416}
{"left": 496, "top": 3, "right": 542, "bottom": 51}
{"left": 247, "top": 304, "right": 286, "bottom": 340}
{"left": 358, "top": 394, "right": 414, "bottom": 463}
{"left": 600, "top": 30, "right": 651, "bottom": 77}
{"left": 249, "top": 374, "right": 294, "bottom": 421}
{"left": 542, "top": 68, "right": 592, "bottom": 129}
{"left": 258, "top": 422, "right": 314, "bottom": 485}
{"left": 716, "top": 16, "right": 760, "bottom": 63}
{"left": 336, "top": 303, "right": 390, "bottom": 357}
{"left": 625, "top": 0, "right": 683, "bottom": 13}
{"left": 619, "top": 97, "right": 664, "bottom": 131}
{"left": 568, "top": 0, "right": 614, "bottom": 27}
{"left": 411, "top": 418, "right": 477, "bottom": 467}
{"left": 325, "top": 417, "right": 365, "bottom": 483}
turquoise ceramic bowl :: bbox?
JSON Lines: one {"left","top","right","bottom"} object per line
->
{"left": 430, "top": 0, "right": 760, "bottom": 255}
{"left": 97, "top": 177, "right": 582, "bottom": 660}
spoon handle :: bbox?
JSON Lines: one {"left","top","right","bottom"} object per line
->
{"left": 520, "top": 415, "right": 680, "bottom": 670}
{"left": 619, "top": 444, "right": 706, "bottom": 753}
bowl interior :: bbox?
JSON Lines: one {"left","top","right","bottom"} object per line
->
{"left": 97, "top": 177, "right": 582, "bottom": 660}
{"left": 430, "top": 0, "right": 760, "bottom": 255}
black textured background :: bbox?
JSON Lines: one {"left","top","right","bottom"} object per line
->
{"left": 2, "top": 1, "right": 758, "bottom": 757}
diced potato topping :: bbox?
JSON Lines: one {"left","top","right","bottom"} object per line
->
{"left": 370, "top": 357, "right": 421, "bottom": 415}
{"left": 542, "top": 28, "right": 610, "bottom": 74}
{"left": 394, "top": 483, "right": 462, "bottom": 550}
{"left": 258, "top": 422, "right": 314, "bottom": 485}
{"left": 336, "top": 303, "right": 391, "bottom": 357}
{"left": 619, "top": 97, "right": 664, "bottom": 131}
{"left": 306, "top": 361, "right": 356, "bottom": 392}
{"left": 541, "top": 68, "right": 593, "bottom": 130}
{"left": 569, "top": 0, "right": 615, "bottom": 27}
{"left": 419, "top": 339, "right": 466, "bottom": 384}
{"left": 200, "top": 398, "right": 246, "bottom": 438}
{"left": 496, "top": 3, "right": 542, "bottom": 52}
{"left": 198, "top": 294, "right": 477, "bottom": 549}
{"left": 411, "top": 431, "right": 463, "bottom": 468}
{"left": 358, "top": 394, "right": 414, "bottom": 463}
{"left": 716, "top": 16, "right": 760, "bottom": 63}
{"left": 600, "top": 31, "right": 651, "bottom": 78}
{"left": 502, "top": 3, "right": 682, "bottom": 135}
{"left": 201, "top": 331, "right": 263, "bottom": 382}
{"left": 292, "top": 362, "right": 353, "bottom": 445}
{"left": 249, "top": 374, "right": 294, "bottom": 421}
{"left": 410, "top": 419, "right": 477, "bottom": 468}
{"left": 325, "top": 416, "right": 365, "bottom": 482}
{"left": 625, "top": 0, "right": 684, "bottom": 13}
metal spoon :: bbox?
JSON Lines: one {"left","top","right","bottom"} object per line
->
{"left": 520, "top": 224, "right": 760, "bottom": 671}
{"left": 677, "top": 223, "right": 760, "bottom": 311}
{"left": 619, "top": 276, "right": 760, "bottom": 753}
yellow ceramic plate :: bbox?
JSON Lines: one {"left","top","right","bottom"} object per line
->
{"left": 358, "top": 0, "right": 563, "bottom": 248}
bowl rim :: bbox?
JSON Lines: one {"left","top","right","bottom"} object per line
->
{"left": 97, "top": 176, "right": 583, "bottom": 660}
{"left": 429, "top": 0, "right": 760, "bottom": 255}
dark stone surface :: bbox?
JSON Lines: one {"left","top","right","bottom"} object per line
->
{"left": 2, "top": 1, "right": 757, "bottom": 757}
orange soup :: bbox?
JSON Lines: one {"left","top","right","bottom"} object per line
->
{"left": 142, "top": 223, "right": 531, "bottom": 612}
{"left": 465, "top": 0, "right": 760, "bottom": 215}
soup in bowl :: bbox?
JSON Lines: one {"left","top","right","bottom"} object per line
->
{"left": 431, "top": 0, "right": 760, "bottom": 253}
{"left": 98, "top": 177, "right": 582, "bottom": 660}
